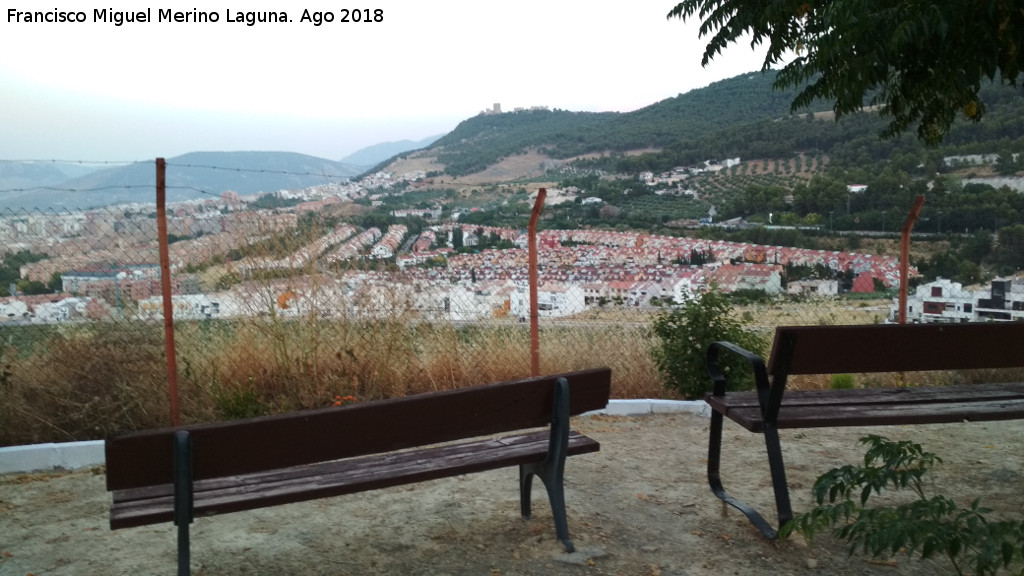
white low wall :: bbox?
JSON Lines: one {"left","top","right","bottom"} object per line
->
{"left": 0, "top": 400, "right": 710, "bottom": 475}
{"left": 587, "top": 399, "right": 710, "bottom": 418}
{"left": 0, "top": 441, "right": 105, "bottom": 475}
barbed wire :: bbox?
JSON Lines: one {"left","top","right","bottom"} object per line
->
{"left": 168, "top": 186, "right": 265, "bottom": 206}
{"left": 0, "top": 184, "right": 155, "bottom": 194}
{"left": 0, "top": 157, "right": 357, "bottom": 197}
{"left": 165, "top": 161, "right": 353, "bottom": 181}
{"left": 0, "top": 155, "right": 363, "bottom": 205}
{"left": 0, "top": 159, "right": 146, "bottom": 165}
{"left": 0, "top": 183, "right": 318, "bottom": 210}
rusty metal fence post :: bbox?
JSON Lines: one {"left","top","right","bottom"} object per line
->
{"left": 156, "top": 158, "right": 181, "bottom": 426}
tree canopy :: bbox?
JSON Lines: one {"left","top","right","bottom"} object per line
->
{"left": 667, "top": 0, "right": 1024, "bottom": 144}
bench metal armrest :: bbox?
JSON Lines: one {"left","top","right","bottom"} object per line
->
{"left": 706, "top": 341, "right": 772, "bottom": 417}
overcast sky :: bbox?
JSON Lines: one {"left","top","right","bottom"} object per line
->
{"left": 1, "top": 0, "right": 767, "bottom": 162}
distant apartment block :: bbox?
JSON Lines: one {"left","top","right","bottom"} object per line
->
{"left": 393, "top": 208, "right": 442, "bottom": 220}
{"left": 370, "top": 225, "right": 408, "bottom": 259}
{"left": 892, "top": 277, "right": 1024, "bottom": 323}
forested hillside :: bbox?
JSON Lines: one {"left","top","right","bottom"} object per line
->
{"left": 383, "top": 71, "right": 1024, "bottom": 182}
{"left": 411, "top": 72, "right": 821, "bottom": 177}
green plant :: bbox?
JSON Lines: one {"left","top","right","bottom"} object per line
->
{"left": 213, "top": 378, "right": 268, "bottom": 420}
{"left": 782, "top": 435, "right": 1024, "bottom": 576}
{"left": 650, "top": 287, "right": 767, "bottom": 399}
{"left": 829, "top": 373, "right": 855, "bottom": 389}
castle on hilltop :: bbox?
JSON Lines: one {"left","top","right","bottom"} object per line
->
{"left": 480, "top": 103, "right": 550, "bottom": 115}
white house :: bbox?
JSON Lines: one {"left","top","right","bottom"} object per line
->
{"left": 411, "top": 284, "right": 489, "bottom": 322}
{"left": 787, "top": 279, "right": 839, "bottom": 297}
{"left": 33, "top": 297, "right": 87, "bottom": 323}
{"left": 0, "top": 299, "right": 29, "bottom": 319}
{"left": 509, "top": 283, "right": 586, "bottom": 319}
{"left": 138, "top": 294, "right": 222, "bottom": 320}
{"left": 670, "top": 269, "right": 707, "bottom": 304}
{"left": 894, "top": 277, "right": 978, "bottom": 323}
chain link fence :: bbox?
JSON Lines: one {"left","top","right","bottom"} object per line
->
{"left": 0, "top": 197, "right": 897, "bottom": 445}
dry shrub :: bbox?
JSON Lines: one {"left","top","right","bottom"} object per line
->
{"left": 0, "top": 323, "right": 169, "bottom": 445}
{"left": 172, "top": 317, "right": 668, "bottom": 423}
{"left": 0, "top": 314, "right": 676, "bottom": 446}
{"left": 5, "top": 297, "right": 916, "bottom": 445}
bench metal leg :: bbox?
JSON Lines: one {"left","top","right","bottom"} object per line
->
{"left": 519, "top": 377, "right": 575, "bottom": 553}
{"left": 520, "top": 466, "right": 534, "bottom": 520}
{"left": 763, "top": 422, "right": 794, "bottom": 531}
{"left": 173, "top": 430, "right": 194, "bottom": 576}
{"left": 177, "top": 521, "right": 190, "bottom": 576}
{"left": 520, "top": 462, "right": 574, "bottom": 553}
{"left": 707, "top": 409, "right": 782, "bottom": 539}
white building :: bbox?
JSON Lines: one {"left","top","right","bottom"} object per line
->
{"left": 33, "top": 297, "right": 88, "bottom": 323}
{"left": 893, "top": 277, "right": 1024, "bottom": 323}
{"left": 787, "top": 279, "right": 840, "bottom": 297}
{"left": 138, "top": 294, "right": 222, "bottom": 320}
{"left": 0, "top": 300, "right": 29, "bottom": 319}
{"left": 670, "top": 270, "right": 707, "bottom": 304}
{"left": 509, "top": 283, "right": 586, "bottom": 319}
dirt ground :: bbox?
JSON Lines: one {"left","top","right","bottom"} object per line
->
{"left": 2, "top": 413, "right": 1022, "bottom": 576}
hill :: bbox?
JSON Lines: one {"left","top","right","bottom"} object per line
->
{"left": 380, "top": 71, "right": 823, "bottom": 179}
{"left": 378, "top": 71, "right": 1024, "bottom": 185}
{"left": 0, "top": 161, "right": 106, "bottom": 191}
{"left": 0, "top": 151, "right": 365, "bottom": 210}
{"left": 340, "top": 135, "right": 443, "bottom": 167}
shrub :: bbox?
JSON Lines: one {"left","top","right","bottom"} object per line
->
{"left": 212, "top": 378, "right": 269, "bottom": 420}
{"left": 782, "top": 435, "right": 1024, "bottom": 576}
{"left": 829, "top": 373, "right": 855, "bottom": 389}
{"left": 650, "top": 287, "right": 767, "bottom": 399}
{"left": 0, "top": 323, "right": 168, "bottom": 444}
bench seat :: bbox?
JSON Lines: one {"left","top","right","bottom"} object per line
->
{"left": 709, "top": 382, "right": 1024, "bottom": 432}
{"left": 111, "top": 429, "right": 599, "bottom": 529}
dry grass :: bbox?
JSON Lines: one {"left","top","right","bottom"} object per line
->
{"left": 1, "top": 324, "right": 171, "bottom": 445}
{"left": 0, "top": 294, "right": 897, "bottom": 446}
{"left": 0, "top": 314, "right": 668, "bottom": 446}
{"left": 3, "top": 293, "right": 1012, "bottom": 446}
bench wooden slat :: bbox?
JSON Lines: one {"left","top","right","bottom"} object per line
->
{"left": 708, "top": 382, "right": 1024, "bottom": 431}
{"left": 106, "top": 368, "right": 611, "bottom": 492}
{"left": 110, "top": 430, "right": 600, "bottom": 529}
{"left": 717, "top": 397, "right": 1024, "bottom": 431}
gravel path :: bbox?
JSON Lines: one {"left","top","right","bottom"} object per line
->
{"left": 2, "top": 413, "right": 1022, "bottom": 576}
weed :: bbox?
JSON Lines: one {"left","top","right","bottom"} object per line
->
{"left": 782, "top": 435, "right": 1024, "bottom": 576}
{"left": 829, "top": 374, "right": 856, "bottom": 389}
{"left": 212, "top": 378, "right": 268, "bottom": 420}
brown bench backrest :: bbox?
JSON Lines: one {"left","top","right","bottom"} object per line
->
{"left": 106, "top": 368, "right": 611, "bottom": 492}
{"left": 767, "top": 323, "right": 1024, "bottom": 378}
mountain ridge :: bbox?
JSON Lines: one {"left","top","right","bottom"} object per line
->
{"left": 0, "top": 151, "right": 364, "bottom": 210}
{"left": 340, "top": 135, "right": 442, "bottom": 166}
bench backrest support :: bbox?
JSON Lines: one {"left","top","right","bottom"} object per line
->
{"left": 769, "top": 323, "right": 1024, "bottom": 378}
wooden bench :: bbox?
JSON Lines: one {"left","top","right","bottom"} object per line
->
{"left": 106, "top": 368, "right": 611, "bottom": 575}
{"left": 704, "top": 323, "right": 1024, "bottom": 539}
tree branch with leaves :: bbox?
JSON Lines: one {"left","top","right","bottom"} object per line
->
{"left": 668, "top": 0, "right": 1024, "bottom": 144}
